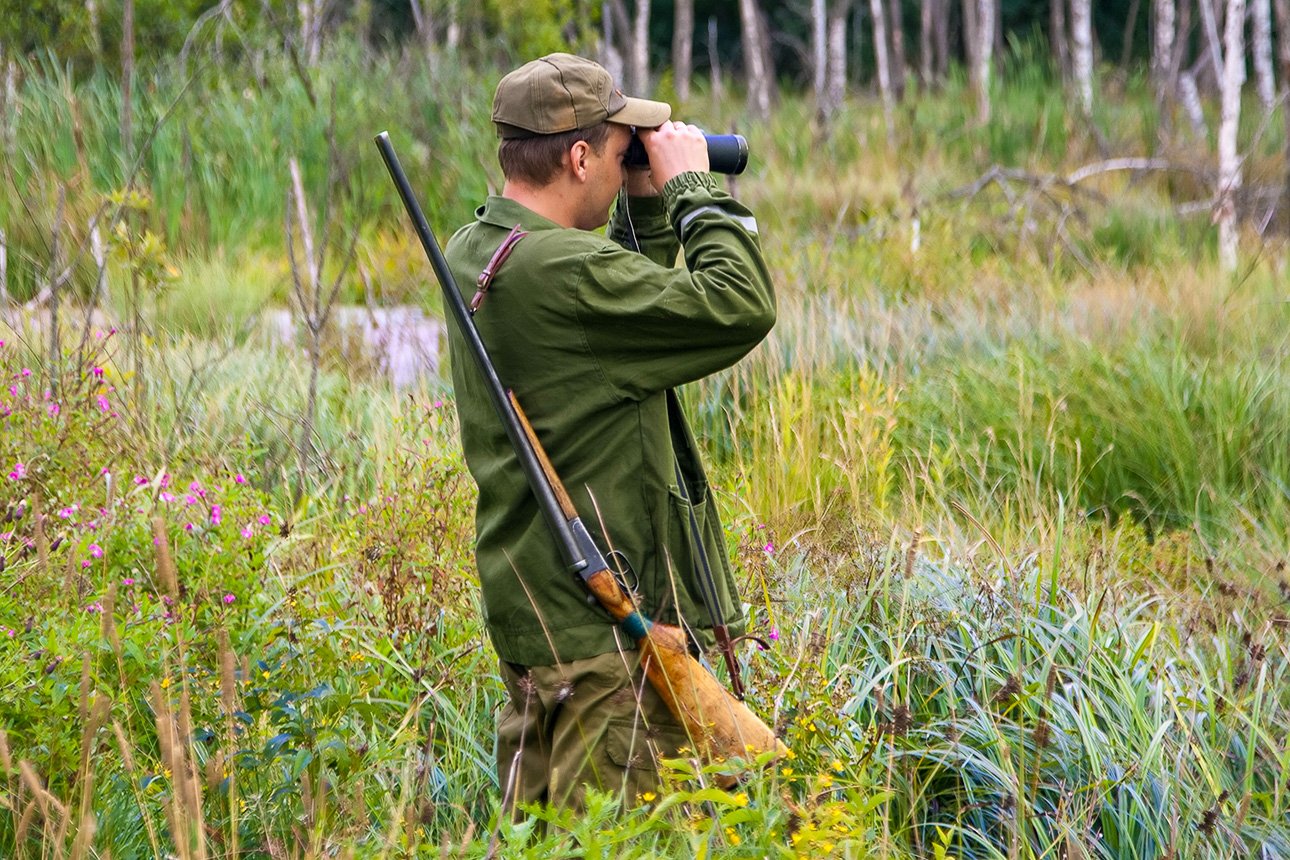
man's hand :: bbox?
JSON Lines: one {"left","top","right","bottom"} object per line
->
{"left": 637, "top": 121, "right": 709, "bottom": 192}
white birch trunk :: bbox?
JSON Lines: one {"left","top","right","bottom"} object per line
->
{"left": 1251, "top": 0, "right": 1274, "bottom": 109}
{"left": 739, "top": 0, "right": 773, "bottom": 118}
{"left": 630, "top": 0, "right": 651, "bottom": 94}
{"left": 1217, "top": 0, "right": 1246, "bottom": 272}
{"left": 409, "top": 0, "right": 433, "bottom": 48}
{"left": 920, "top": 0, "right": 937, "bottom": 87}
{"left": 1152, "top": 0, "right": 1176, "bottom": 96}
{"left": 813, "top": 0, "right": 828, "bottom": 105}
{"left": 601, "top": 3, "right": 625, "bottom": 91}
{"left": 1071, "top": 0, "right": 1094, "bottom": 114}
{"left": 446, "top": 1, "right": 460, "bottom": 51}
{"left": 975, "top": 0, "right": 994, "bottom": 123}
{"left": 888, "top": 0, "right": 907, "bottom": 99}
{"left": 673, "top": 0, "right": 694, "bottom": 102}
{"left": 827, "top": 0, "right": 852, "bottom": 111}
{"left": 1179, "top": 70, "right": 1209, "bottom": 136}
{"left": 1198, "top": 0, "right": 1225, "bottom": 87}
{"left": 86, "top": 0, "right": 102, "bottom": 58}
{"left": 870, "top": 0, "right": 895, "bottom": 138}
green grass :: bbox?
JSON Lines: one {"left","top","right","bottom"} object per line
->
{"left": 3, "top": 30, "right": 1290, "bottom": 859}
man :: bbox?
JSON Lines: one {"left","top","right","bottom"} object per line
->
{"left": 443, "top": 53, "right": 775, "bottom": 810}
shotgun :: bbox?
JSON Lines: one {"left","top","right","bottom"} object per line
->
{"left": 373, "top": 131, "right": 786, "bottom": 776}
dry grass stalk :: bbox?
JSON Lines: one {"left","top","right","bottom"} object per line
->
{"left": 102, "top": 580, "right": 121, "bottom": 654}
{"left": 218, "top": 629, "right": 238, "bottom": 716}
{"left": 0, "top": 727, "right": 12, "bottom": 774}
{"left": 151, "top": 515, "right": 180, "bottom": 601}
{"left": 68, "top": 809, "right": 96, "bottom": 860}
{"left": 78, "top": 652, "right": 91, "bottom": 727}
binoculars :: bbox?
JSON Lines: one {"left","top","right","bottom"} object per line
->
{"left": 624, "top": 133, "right": 749, "bottom": 175}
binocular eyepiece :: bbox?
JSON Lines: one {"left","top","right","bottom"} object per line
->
{"left": 624, "top": 133, "right": 749, "bottom": 176}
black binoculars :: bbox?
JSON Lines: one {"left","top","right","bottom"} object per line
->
{"left": 624, "top": 133, "right": 749, "bottom": 175}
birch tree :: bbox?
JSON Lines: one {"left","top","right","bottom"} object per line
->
{"left": 888, "top": 0, "right": 907, "bottom": 99}
{"left": 870, "top": 0, "right": 896, "bottom": 138}
{"left": 1071, "top": 0, "right": 1094, "bottom": 114}
{"left": 966, "top": 0, "right": 994, "bottom": 123}
{"left": 739, "top": 0, "right": 774, "bottom": 119}
{"left": 1152, "top": 0, "right": 1176, "bottom": 101}
{"left": 826, "top": 0, "right": 853, "bottom": 115}
{"left": 920, "top": 0, "right": 935, "bottom": 86}
{"left": 629, "top": 0, "right": 651, "bottom": 95}
{"left": 813, "top": 0, "right": 827, "bottom": 107}
{"left": 1217, "top": 0, "right": 1246, "bottom": 272}
{"left": 673, "top": 0, "right": 694, "bottom": 102}
{"left": 1051, "top": 0, "right": 1070, "bottom": 80}
{"left": 1251, "top": 0, "right": 1274, "bottom": 110}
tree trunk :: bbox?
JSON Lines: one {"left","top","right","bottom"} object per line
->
{"left": 1217, "top": 0, "right": 1246, "bottom": 272}
{"left": 739, "top": 0, "right": 773, "bottom": 118}
{"left": 122, "top": 0, "right": 134, "bottom": 166}
{"left": 1152, "top": 0, "right": 1176, "bottom": 98}
{"left": 629, "top": 0, "right": 651, "bottom": 94}
{"left": 1071, "top": 0, "right": 1093, "bottom": 114}
{"left": 674, "top": 0, "right": 694, "bottom": 102}
{"left": 870, "top": 0, "right": 895, "bottom": 139}
{"left": 1251, "top": 0, "right": 1274, "bottom": 110}
{"left": 1197, "top": 0, "right": 1224, "bottom": 90}
{"left": 1179, "top": 69, "right": 1209, "bottom": 136}
{"left": 934, "top": 1, "right": 949, "bottom": 80}
{"left": 409, "top": 0, "right": 435, "bottom": 48}
{"left": 707, "top": 16, "right": 724, "bottom": 101}
{"left": 888, "top": 0, "right": 907, "bottom": 99}
{"left": 813, "top": 0, "right": 828, "bottom": 107}
{"left": 602, "top": 1, "right": 625, "bottom": 89}
{"left": 1051, "top": 0, "right": 1070, "bottom": 80}
{"left": 920, "top": 0, "right": 935, "bottom": 87}
{"left": 1275, "top": 0, "right": 1290, "bottom": 229}
{"left": 1121, "top": 0, "right": 1143, "bottom": 69}
{"left": 86, "top": 0, "right": 102, "bottom": 60}
{"left": 967, "top": 0, "right": 994, "bottom": 123}
{"left": 827, "top": 0, "right": 852, "bottom": 114}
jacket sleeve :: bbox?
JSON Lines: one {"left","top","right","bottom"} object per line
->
{"left": 607, "top": 190, "right": 679, "bottom": 266}
{"left": 577, "top": 172, "right": 776, "bottom": 401}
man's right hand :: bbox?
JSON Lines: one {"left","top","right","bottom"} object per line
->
{"left": 636, "top": 121, "right": 709, "bottom": 192}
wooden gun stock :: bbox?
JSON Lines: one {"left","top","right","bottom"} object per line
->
{"left": 509, "top": 393, "right": 787, "bottom": 773}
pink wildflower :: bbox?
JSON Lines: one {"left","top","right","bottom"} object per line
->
{"left": 134, "top": 475, "right": 149, "bottom": 486}
{"left": 768, "top": 628, "right": 780, "bottom": 642}
{"left": 762, "top": 541, "right": 774, "bottom": 554}
{"left": 234, "top": 473, "right": 246, "bottom": 484}
{"left": 159, "top": 492, "right": 175, "bottom": 503}
{"left": 96, "top": 395, "right": 110, "bottom": 412}
{"left": 241, "top": 524, "right": 254, "bottom": 539}
{"left": 160, "top": 474, "right": 171, "bottom": 488}
{"left": 122, "top": 578, "right": 135, "bottom": 586}
{"left": 47, "top": 402, "right": 60, "bottom": 417}
{"left": 88, "top": 544, "right": 103, "bottom": 558}
{"left": 20, "top": 368, "right": 31, "bottom": 378}
{"left": 223, "top": 594, "right": 235, "bottom": 605}
{"left": 184, "top": 494, "right": 199, "bottom": 506}
{"left": 257, "top": 514, "right": 271, "bottom": 526}
{"left": 7, "top": 462, "right": 25, "bottom": 480}
{"left": 210, "top": 505, "right": 222, "bottom": 525}
{"left": 188, "top": 481, "right": 205, "bottom": 498}
{"left": 91, "top": 367, "right": 104, "bottom": 378}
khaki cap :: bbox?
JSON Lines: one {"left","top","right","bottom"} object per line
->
{"left": 492, "top": 53, "right": 671, "bottom": 139}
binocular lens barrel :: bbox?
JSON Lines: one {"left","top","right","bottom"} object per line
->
{"left": 624, "top": 133, "right": 749, "bottom": 175}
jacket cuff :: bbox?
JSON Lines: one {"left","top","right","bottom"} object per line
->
{"left": 662, "top": 171, "right": 720, "bottom": 215}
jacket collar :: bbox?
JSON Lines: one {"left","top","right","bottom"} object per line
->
{"left": 475, "top": 196, "right": 563, "bottom": 232}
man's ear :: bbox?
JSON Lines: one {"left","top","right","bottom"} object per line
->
{"left": 569, "top": 140, "right": 590, "bottom": 181}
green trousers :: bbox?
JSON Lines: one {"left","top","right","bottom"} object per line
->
{"left": 496, "top": 646, "right": 691, "bottom": 811}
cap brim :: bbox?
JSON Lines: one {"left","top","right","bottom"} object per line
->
{"left": 607, "top": 96, "right": 671, "bottom": 130}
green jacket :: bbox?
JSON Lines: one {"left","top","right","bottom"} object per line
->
{"left": 443, "top": 171, "right": 775, "bottom": 666}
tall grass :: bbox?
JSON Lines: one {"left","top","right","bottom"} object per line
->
{"left": 4, "top": 29, "right": 1290, "bottom": 859}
